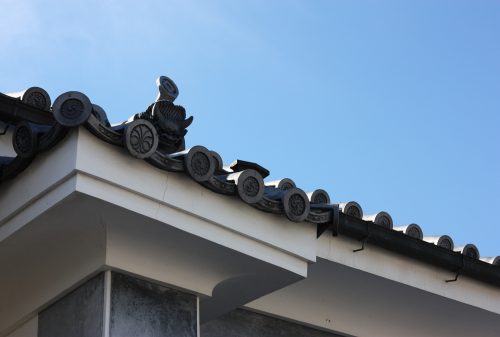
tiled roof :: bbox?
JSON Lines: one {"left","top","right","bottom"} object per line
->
{"left": 1, "top": 76, "right": 499, "bottom": 287}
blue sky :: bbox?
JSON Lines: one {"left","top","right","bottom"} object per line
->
{"left": 1, "top": 0, "right": 499, "bottom": 256}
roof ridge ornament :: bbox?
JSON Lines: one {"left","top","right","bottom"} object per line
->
{"left": 69, "top": 75, "right": 194, "bottom": 157}
{"left": 0, "top": 76, "right": 194, "bottom": 180}
{"left": 156, "top": 76, "right": 179, "bottom": 102}
{"left": 123, "top": 76, "right": 192, "bottom": 156}
{"left": 2, "top": 77, "right": 500, "bottom": 285}
{"left": 133, "top": 99, "right": 193, "bottom": 155}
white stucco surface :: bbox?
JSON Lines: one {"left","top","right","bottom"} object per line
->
{"left": 0, "top": 129, "right": 312, "bottom": 335}
{"left": 1, "top": 128, "right": 499, "bottom": 337}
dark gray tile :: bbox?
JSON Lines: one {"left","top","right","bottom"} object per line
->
{"left": 38, "top": 273, "right": 104, "bottom": 337}
{"left": 110, "top": 272, "right": 197, "bottom": 337}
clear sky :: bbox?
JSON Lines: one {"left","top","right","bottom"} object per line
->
{"left": 1, "top": 0, "right": 499, "bottom": 257}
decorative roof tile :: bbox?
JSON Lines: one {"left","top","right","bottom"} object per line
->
{"left": 1, "top": 76, "right": 499, "bottom": 287}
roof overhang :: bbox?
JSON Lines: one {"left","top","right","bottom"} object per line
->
{"left": 1, "top": 127, "right": 499, "bottom": 337}
{"left": 0, "top": 129, "right": 315, "bottom": 335}
{"left": 247, "top": 218, "right": 500, "bottom": 336}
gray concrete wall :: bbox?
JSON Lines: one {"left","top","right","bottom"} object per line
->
{"left": 38, "top": 273, "right": 104, "bottom": 337}
{"left": 110, "top": 272, "right": 197, "bottom": 337}
{"left": 37, "top": 272, "right": 198, "bottom": 337}
{"left": 201, "top": 309, "right": 345, "bottom": 337}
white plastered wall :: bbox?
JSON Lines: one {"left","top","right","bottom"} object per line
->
{"left": 0, "top": 129, "right": 314, "bottom": 336}
{"left": 1, "top": 128, "right": 500, "bottom": 337}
